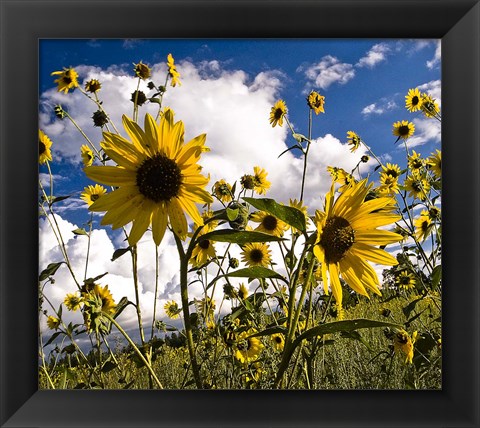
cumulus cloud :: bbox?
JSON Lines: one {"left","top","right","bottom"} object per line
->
{"left": 426, "top": 41, "right": 441, "bottom": 69}
{"left": 297, "top": 55, "right": 355, "bottom": 90}
{"left": 356, "top": 43, "right": 390, "bottom": 68}
{"left": 418, "top": 79, "right": 441, "bottom": 105}
{"left": 407, "top": 117, "right": 441, "bottom": 148}
{"left": 361, "top": 100, "right": 397, "bottom": 116}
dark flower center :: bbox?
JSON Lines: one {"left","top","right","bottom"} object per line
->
{"left": 274, "top": 336, "right": 283, "bottom": 344}
{"left": 39, "top": 140, "right": 46, "bottom": 155}
{"left": 249, "top": 249, "right": 264, "bottom": 263}
{"left": 62, "top": 76, "right": 72, "bottom": 84}
{"left": 411, "top": 180, "right": 422, "bottom": 192}
{"left": 91, "top": 194, "right": 100, "bottom": 202}
{"left": 398, "top": 125, "right": 410, "bottom": 136}
{"left": 320, "top": 216, "right": 355, "bottom": 263}
{"left": 412, "top": 96, "right": 419, "bottom": 105}
{"left": 199, "top": 240, "right": 210, "bottom": 250}
{"left": 274, "top": 108, "right": 284, "bottom": 120}
{"left": 136, "top": 154, "right": 182, "bottom": 202}
{"left": 399, "top": 275, "right": 411, "bottom": 285}
{"left": 262, "top": 215, "right": 278, "bottom": 231}
{"left": 385, "top": 168, "right": 399, "bottom": 178}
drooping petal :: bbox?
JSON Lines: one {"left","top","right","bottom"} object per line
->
{"left": 328, "top": 263, "right": 343, "bottom": 307}
{"left": 168, "top": 198, "right": 188, "bottom": 239}
{"left": 85, "top": 166, "right": 136, "bottom": 186}
{"left": 128, "top": 206, "right": 153, "bottom": 245}
{"left": 151, "top": 205, "right": 168, "bottom": 246}
{"left": 351, "top": 242, "right": 399, "bottom": 266}
{"left": 89, "top": 185, "right": 139, "bottom": 211}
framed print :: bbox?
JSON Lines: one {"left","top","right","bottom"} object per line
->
{"left": 1, "top": 0, "right": 479, "bottom": 427}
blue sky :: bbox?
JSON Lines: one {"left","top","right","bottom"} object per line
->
{"left": 38, "top": 39, "right": 441, "bottom": 339}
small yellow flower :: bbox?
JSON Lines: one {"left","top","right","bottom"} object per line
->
{"left": 39, "top": 130, "right": 53, "bottom": 164}
{"left": 250, "top": 211, "right": 287, "bottom": 237}
{"left": 427, "top": 150, "right": 441, "bottom": 178}
{"left": 381, "top": 163, "right": 402, "bottom": 180}
{"left": 253, "top": 166, "right": 271, "bottom": 195}
{"left": 51, "top": 67, "right": 79, "bottom": 94}
{"left": 133, "top": 61, "right": 151, "bottom": 80}
{"left": 408, "top": 150, "right": 424, "bottom": 172}
{"left": 420, "top": 94, "right": 440, "bottom": 118}
{"left": 81, "top": 145, "right": 94, "bottom": 167}
{"left": 405, "top": 88, "right": 422, "bottom": 112}
{"left": 392, "top": 120, "right": 415, "bottom": 140}
{"left": 414, "top": 210, "right": 433, "bottom": 242}
{"left": 271, "top": 333, "right": 285, "bottom": 352}
{"left": 167, "top": 54, "right": 181, "bottom": 87}
{"left": 190, "top": 234, "right": 216, "bottom": 267}
{"left": 378, "top": 173, "right": 400, "bottom": 196}
{"left": 46, "top": 315, "right": 60, "bottom": 330}
{"left": 327, "top": 166, "right": 356, "bottom": 192}
{"left": 346, "top": 131, "right": 361, "bottom": 153}
{"left": 404, "top": 174, "right": 430, "bottom": 200}
{"left": 238, "top": 283, "right": 249, "bottom": 300}
{"left": 213, "top": 180, "right": 233, "bottom": 203}
{"left": 396, "top": 271, "right": 416, "bottom": 290}
{"left": 393, "top": 329, "right": 417, "bottom": 364}
{"left": 85, "top": 79, "right": 102, "bottom": 93}
{"left": 241, "top": 242, "right": 272, "bottom": 267}
{"left": 307, "top": 91, "right": 325, "bottom": 115}
{"left": 164, "top": 300, "right": 181, "bottom": 319}
{"left": 269, "top": 100, "right": 287, "bottom": 127}
{"left": 81, "top": 184, "right": 107, "bottom": 207}
{"left": 64, "top": 293, "right": 82, "bottom": 311}
{"left": 234, "top": 330, "right": 264, "bottom": 364}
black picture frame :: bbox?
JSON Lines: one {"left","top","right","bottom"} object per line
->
{"left": 1, "top": 0, "right": 479, "bottom": 427}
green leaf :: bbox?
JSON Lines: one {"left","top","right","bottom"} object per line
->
{"left": 39, "top": 262, "right": 65, "bottom": 281}
{"left": 111, "top": 247, "right": 131, "bottom": 262}
{"left": 72, "top": 228, "right": 88, "bottom": 236}
{"left": 226, "top": 207, "right": 239, "bottom": 221}
{"left": 101, "top": 361, "right": 118, "bottom": 373}
{"left": 402, "top": 296, "right": 424, "bottom": 318}
{"left": 226, "top": 266, "right": 286, "bottom": 282}
{"left": 113, "top": 297, "right": 132, "bottom": 320}
{"left": 49, "top": 195, "right": 72, "bottom": 206}
{"left": 249, "top": 326, "right": 287, "bottom": 338}
{"left": 243, "top": 197, "right": 306, "bottom": 233}
{"left": 44, "top": 331, "right": 62, "bottom": 347}
{"left": 61, "top": 344, "right": 76, "bottom": 354}
{"left": 199, "top": 229, "right": 284, "bottom": 245}
{"left": 431, "top": 265, "right": 442, "bottom": 289}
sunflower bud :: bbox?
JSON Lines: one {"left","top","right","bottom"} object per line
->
{"left": 229, "top": 257, "right": 239, "bottom": 269}
{"left": 54, "top": 105, "right": 66, "bottom": 119}
{"left": 240, "top": 174, "right": 255, "bottom": 190}
{"left": 131, "top": 90, "right": 147, "bottom": 106}
{"left": 92, "top": 110, "right": 109, "bottom": 127}
{"left": 361, "top": 155, "right": 370, "bottom": 163}
{"left": 133, "top": 61, "right": 151, "bottom": 80}
{"left": 227, "top": 202, "right": 249, "bottom": 230}
{"left": 85, "top": 79, "right": 102, "bottom": 93}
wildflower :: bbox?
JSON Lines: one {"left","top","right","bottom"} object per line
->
{"left": 250, "top": 211, "right": 287, "bottom": 237}
{"left": 84, "top": 110, "right": 213, "bottom": 246}
{"left": 393, "top": 329, "right": 417, "bottom": 364}
{"left": 238, "top": 283, "right": 248, "bottom": 300}
{"left": 213, "top": 180, "right": 233, "bottom": 203}
{"left": 361, "top": 155, "right": 370, "bottom": 163}
{"left": 378, "top": 173, "right": 399, "bottom": 195}
{"left": 396, "top": 270, "right": 416, "bottom": 290}
{"left": 427, "top": 149, "right": 441, "bottom": 178}
{"left": 164, "top": 301, "right": 181, "bottom": 319}
{"left": 381, "top": 163, "right": 402, "bottom": 180}
{"left": 85, "top": 284, "right": 116, "bottom": 315}
{"left": 228, "top": 257, "right": 239, "bottom": 269}
{"left": 82, "top": 284, "right": 116, "bottom": 332}
{"left": 39, "top": 130, "right": 53, "bottom": 164}
{"left": 269, "top": 100, "right": 287, "bottom": 127}
{"left": 392, "top": 120, "right": 415, "bottom": 140}
{"left": 191, "top": 234, "right": 216, "bottom": 267}
{"left": 306, "top": 91, "right": 325, "bottom": 115}
{"left": 51, "top": 67, "right": 79, "bottom": 93}
{"left": 81, "top": 145, "right": 94, "bottom": 167}
{"left": 327, "top": 166, "right": 356, "bottom": 192}
{"left": 241, "top": 242, "right": 272, "bottom": 267}
{"left": 64, "top": 293, "right": 82, "bottom": 311}
{"left": 133, "top": 61, "right": 151, "bottom": 80}
{"left": 240, "top": 174, "right": 255, "bottom": 191}
{"left": 408, "top": 150, "right": 424, "bottom": 172}
{"left": 414, "top": 211, "right": 433, "bottom": 242}
{"left": 428, "top": 206, "right": 441, "bottom": 221}
{"left": 54, "top": 105, "right": 66, "bottom": 119}
{"left": 130, "top": 90, "right": 147, "bottom": 106}
{"left": 288, "top": 198, "right": 310, "bottom": 234}
{"left": 196, "top": 297, "right": 216, "bottom": 318}
{"left": 234, "top": 330, "right": 264, "bottom": 364}
{"left": 200, "top": 210, "right": 218, "bottom": 233}
{"left": 92, "top": 110, "right": 109, "bottom": 127}
{"left": 313, "top": 179, "right": 402, "bottom": 311}
{"left": 420, "top": 94, "right": 440, "bottom": 118}
{"left": 271, "top": 333, "right": 285, "bottom": 352}
{"left": 81, "top": 184, "right": 107, "bottom": 207}
{"left": 405, "top": 88, "right": 422, "bottom": 112}
{"left": 404, "top": 174, "right": 430, "bottom": 200}
{"left": 253, "top": 166, "right": 271, "bottom": 195}
{"left": 167, "top": 54, "right": 181, "bottom": 87}
{"left": 85, "top": 79, "right": 101, "bottom": 93}
{"left": 46, "top": 315, "right": 60, "bottom": 330}
{"left": 346, "top": 131, "right": 361, "bottom": 153}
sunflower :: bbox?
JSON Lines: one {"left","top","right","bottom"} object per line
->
{"left": 234, "top": 330, "right": 264, "bottom": 364}
{"left": 427, "top": 150, "right": 441, "bottom": 178}
{"left": 306, "top": 91, "right": 325, "bottom": 115}
{"left": 81, "top": 184, "right": 107, "bottom": 207}
{"left": 167, "top": 54, "right": 181, "bottom": 87}
{"left": 133, "top": 61, "right": 151, "bottom": 80}
{"left": 327, "top": 166, "right": 356, "bottom": 193}
{"left": 407, "top": 150, "right": 424, "bottom": 172}
{"left": 381, "top": 163, "right": 402, "bottom": 180}
{"left": 269, "top": 100, "right": 287, "bottom": 127}
{"left": 81, "top": 144, "right": 94, "bottom": 167}
{"left": 313, "top": 179, "right": 402, "bottom": 310}
{"left": 288, "top": 198, "right": 310, "bottom": 234}
{"left": 164, "top": 300, "right": 181, "bottom": 319}
{"left": 51, "top": 67, "right": 79, "bottom": 94}
{"left": 39, "top": 130, "right": 53, "bottom": 164}
{"left": 414, "top": 211, "right": 433, "bottom": 242}
{"left": 195, "top": 297, "right": 216, "bottom": 318}
{"left": 87, "top": 284, "right": 116, "bottom": 315}
{"left": 46, "top": 315, "right": 60, "bottom": 330}
{"left": 85, "top": 79, "right": 102, "bottom": 93}
{"left": 250, "top": 211, "right": 287, "bottom": 237}
{"left": 190, "top": 233, "right": 216, "bottom": 267}
{"left": 392, "top": 120, "right": 415, "bottom": 140}
{"left": 213, "top": 179, "right": 233, "bottom": 203}
{"left": 346, "top": 131, "right": 361, "bottom": 153}
{"left": 64, "top": 293, "right": 82, "bottom": 311}
{"left": 393, "top": 329, "right": 417, "bottom": 364}
{"left": 420, "top": 94, "right": 440, "bottom": 118}
{"left": 396, "top": 271, "right": 416, "bottom": 290}
{"left": 271, "top": 333, "right": 285, "bottom": 352}
{"left": 84, "top": 110, "right": 213, "bottom": 246}
{"left": 378, "top": 173, "right": 399, "bottom": 195}
{"left": 405, "top": 88, "right": 422, "bottom": 112}
{"left": 238, "top": 283, "right": 249, "bottom": 300}
{"left": 241, "top": 242, "right": 272, "bottom": 267}
{"left": 201, "top": 209, "right": 218, "bottom": 233}
{"left": 404, "top": 174, "right": 430, "bottom": 200}
{"left": 428, "top": 206, "right": 441, "bottom": 221}
{"left": 253, "top": 166, "right": 271, "bottom": 195}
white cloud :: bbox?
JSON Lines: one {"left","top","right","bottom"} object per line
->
{"left": 298, "top": 55, "right": 355, "bottom": 90}
{"left": 407, "top": 117, "right": 441, "bottom": 148}
{"left": 361, "top": 100, "right": 397, "bottom": 116}
{"left": 426, "top": 41, "right": 441, "bottom": 69}
{"left": 356, "top": 43, "right": 390, "bottom": 68}
{"left": 418, "top": 79, "right": 441, "bottom": 105}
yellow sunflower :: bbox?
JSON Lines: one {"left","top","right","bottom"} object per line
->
{"left": 271, "top": 333, "right": 285, "bottom": 352}
{"left": 250, "top": 211, "right": 287, "bottom": 237}
{"left": 201, "top": 209, "right": 218, "bottom": 233}
{"left": 378, "top": 173, "right": 399, "bottom": 196}
{"left": 85, "top": 79, "right": 102, "bottom": 93}
{"left": 84, "top": 110, "right": 213, "bottom": 246}
{"left": 288, "top": 198, "right": 310, "bottom": 234}
{"left": 190, "top": 232, "right": 216, "bottom": 267}
{"left": 64, "top": 293, "right": 82, "bottom": 311}
{"left": 234, "top": 330, "right": 264, "bottom": 364}
{"left": 313, "top": 179, "right": 402, "bottom": 310}
{"left": 213, "top": 179, "right": 233, "bottom": 203}
{"left": 86, "top": 284, "right": 116, "bottom": 315}
{"left": 405, "top": 88, "right": 422, "bottom": 112}
{"left": 428, "top": 150, "right": 441, "bottom": 178}
{"left": 393, "top": 329, "right": 417, "bottom": 364}
{"left": 81, "top": 184, "right": 107, "bottom": 207}
{"left": 306, "top": 91, "right": 325, "bottom": 115}
{"left": 381, "top": 163, "right": 402, "bottom": 180}
{"left": 396, "top": 271, "right": 416, "bottom": 290}
{"left": 46, "top": 315, "right": 60, "bottom": 330}
{"left": 414, "top": 211, "right": 433, "bottom": 242}
{"left": 253, "top": 166, "right": 271, "bottom": 195}
{"left": 420, "top": 94, "right": 440, "bottom": 118}
{"left": 39, "top": 130, "right": 53, "bottom": 164}
{"left": 327, "top": 166, "right": 356, "bottom": 193}
{"left": 81, "top": 144, "right": 94, "bottom": 167}
{"left": 238, "top": 283, "right": 249, "bottom": 300}
{"left": 51, "top": 67, "right": 79, "bottom": 94}
{"left": 346, "top": 131, "right": 361, "bottom": 153}
{"left": 241, "top": 242, "right": 272, "bottom": 267}
{"left": 167, "top": 54, "right": 181, "bottom": 87}
{"left": 392, "top": 120, "right": 415, "bottom": 140}
{"left": 164, "top": 300, "right": 181, "bottom": 319}
{"left": 269, "top": 100, "right": 287, "bottom": 127}
{"left": 408, "top": 150, "right": 424, "bottom": 172}
{"left": 404, "top": 174, "right": 430, "bottom": 200}
{"left": 133, "top": 61, "right": 151, "bottom": 80}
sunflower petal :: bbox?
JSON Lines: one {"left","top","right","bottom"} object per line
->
{"left": 89, "top": 185, "right": 139, "bottom": 211}
{"left": 152, "top": 206, "right": 168, "bottom": 246}
{"left": 122, "top": 115, "right": 152, "bottom": 156}
{"left": 168, "top": 198, "right": 187, "bottom": 239}
{"left": 128, "top": 207, "right": 153, "bottom": 245}
{"left": 352, "top": 242, "right": 399, "bottom": 265}
{"left": 85, "top": 166, "right": 136, "bottom": 186}
{"left": 328, "top": 263, "right": 343, "bottom": 307}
